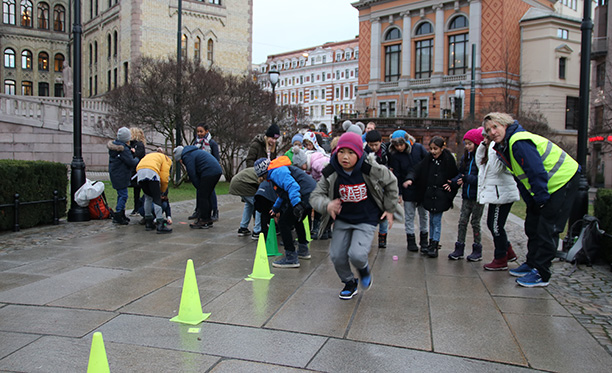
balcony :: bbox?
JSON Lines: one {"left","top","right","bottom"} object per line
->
{"left": 592, "top": 37, "right": 608, "bottom": 58}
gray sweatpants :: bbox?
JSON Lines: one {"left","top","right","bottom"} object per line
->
{"left": 329, "top": 219, "right": 376, "bottom": 283}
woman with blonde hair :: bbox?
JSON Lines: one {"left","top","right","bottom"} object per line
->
{"left": 129, "top": 127, "right": 147, "bottom": 215}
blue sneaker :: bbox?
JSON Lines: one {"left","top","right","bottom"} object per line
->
{"left": 358, "top": 266, "right": 373, "bottom": 290}
{"left": 516, "top": 269, "right": 549, "bottom": 288}
{"left": 509, "top": 262, "right": 532, "bottom": 277}
{"left": 339, "top": 279, "right": 358, "bottom": 300}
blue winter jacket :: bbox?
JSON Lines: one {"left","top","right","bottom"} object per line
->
{"left": 180, "top": 145, "right": 222, "bottom": 189}
{"left": 108, "top": 140, "right": 139, "bottom": 189}
{"left": 451, "top": 151, "right": 479, "bottom": 201}
{"left": 268, "top": 165, "right": 316, "bottom": 211}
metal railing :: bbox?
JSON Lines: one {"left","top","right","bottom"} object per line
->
{"left": 0, "top": 191, "right": 66, "bottom": 232}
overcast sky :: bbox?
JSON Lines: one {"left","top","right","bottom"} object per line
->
{"left": 252, "top": 0, "right": 359, "bottom": 64}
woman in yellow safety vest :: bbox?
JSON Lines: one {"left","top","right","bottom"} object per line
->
{"left": 483, "top": 112, "right": 580, "bottom": 288}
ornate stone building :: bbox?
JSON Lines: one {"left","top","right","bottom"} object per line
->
{"left": 1, "top": 0, "right": 252, "bottom": 97}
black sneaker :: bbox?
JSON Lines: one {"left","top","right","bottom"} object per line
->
{"left": 339, "top": 279, "right": 359, "bottom": 300}
{"left": 237, "top": 227, "right": 251, "bottom": 236}
{"left": 251, "top": 232, "right": 260, "bottom": 240}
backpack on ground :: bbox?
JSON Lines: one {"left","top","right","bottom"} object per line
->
{"left": 88, "top": 192, "right": 112, "bottom": 219}
{"left": 557, "top": 215, "right": 605, "bottom": 266}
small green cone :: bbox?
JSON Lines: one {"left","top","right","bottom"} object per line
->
{"left": 303, "top": 217, "right": 312, "bottom": 243}
{"left": 266, "top": 220, "right": 282, "bottom": 257}
{"left": 248, "top": 233, "right": 275, "bottom": 280}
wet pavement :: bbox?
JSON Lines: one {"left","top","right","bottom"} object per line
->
{"left": 1, "top": 194, "right": 611, "bottom": 372}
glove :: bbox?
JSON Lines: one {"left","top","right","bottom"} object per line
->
{"left": 293, "top": 202, "right": 307, "bottom": 221}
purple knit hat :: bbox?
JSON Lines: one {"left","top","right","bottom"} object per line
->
{"left": 463, "top": 127, "right": 485, "bottom": 146}
{"left": 334, "top": 132, "right": 364, "bottom": 158}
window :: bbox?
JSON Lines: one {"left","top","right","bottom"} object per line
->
{"left": 561, "top": 0, "right": 577, "bottom": 11}
{"left": 107, "top": 34, "right": 111, "bottom": 59}
{"left": 37, "top": 2, "right": 48, "bottom": 29}
{"left": 38, "top": 51, "right": 48, "bottom": 71}
{"left": 4, "top": 79, "right": 16, "bottom": 94}
{"left": 565, "top": 96, "right": 579, "bottom": 130}
{"left": 22, "top": 80, "right": 33, "bottom": 95}
{"left": 448, "top": 33, "right": 468, "bottom": 75}
{"left": 21, "top": 49, "right": 32, "bottom": 70}
{"left": 54, "top": 53, "right": 64, "bottom": 72}
{"left": 54, "top": 82, "right": 63, "bottom": 97}
{"left": 53, "top": 5, "right": 64, "bottom": 31}
{"left": 107, "top": 70, "right": 111, "bottom": 91}
{"left": 594, "top": 105, "right": 604, "bottom": 132}
{"left": 94, "top": 75, "right": 98, "bottom": 95}
{"left": 557, "top": 28, "right": 568, "bottom": 40}
{"left": 113, "top": 31, "right": 118, "bottom": 57}
{"left": 194, "top": 36, "right": 201, "bottom": 61}
{"left": 596, "top": 62, "right": 605, "bottom": 88}
{"left": 209, "top": 0, "right": 220, "bottom": 4}
{"left": 89, "top": 43, "right": 92, "bottom": 65}
{"left": 415, "top": 39, "right": 432, "bottom": 78}
{"left": 207, "top": 39, "right": 213, "bottom": 61}
{"left": 38, "top": 82, "right": 49, "bottom": 96}
{"left": 20, "top": 0, "right": 32, "bottom": 27}
{"left": 124, "top": 61, "right": 128, "bottom": 83}
{"left": 4, "top": 48, "right": 15, "bottom": 68}
{"left": 3, "top": 0, "right": 16, "bottom": 24}
{"left": 322, "top": 72, "right": 326, "bottom": 82}
{"left": 449, "top": 15, "right": 468, "bottom": 30}
{"left": 345, "top": 86, "right": 349, "bottom": 99}
{"left": 94, "top": 41, "right": 98, "bottom": 63}
{"left": 379, "top": 101, "right": 396, "bottom": 117}
{"left": 113, "top": 68, "right": 117, "bottom": 88}
{"left": 335, "top": 87, "right": 340, "bottom": 99}
{"left": 415, "top": 22, "right": 433, "bottom": 36}
{"left": 385, "top": 27, "right": 401, "bottom": 40}
{"left": 385, "top": 44, "right": 401, "bottom": 81}
{"left": 559, "top": 57, "right": 567, "bottom": 79}
{"left": 181, "top": 34, "right": 187, "bottom": 60}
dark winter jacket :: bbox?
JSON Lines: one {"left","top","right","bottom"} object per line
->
{"left": 408, "top": 148, "right": 459, "bottom": 213}
{"left": 266, "top": 156, "right": 316, "bottom": 211}
{"left": 388, "top": 142, "right": 427, "bottom": 201}
{"left": 364, "top": 142, "right": 389, "bottom": 166}
{"left": 180, "top": 145, "right": 222, "bottom": 189}
{"left": 108, "top": 140, "right": 139, "bottom": 189}
{"left": 245, "top": 134, "right": 278, "bottom": 167}
{"left": 228, "top": 167, "right": 259, "bottom": 197}
{"left": 451, "top": 150, "right": 479, "bottom": 201}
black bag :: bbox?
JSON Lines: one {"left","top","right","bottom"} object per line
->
{"left": 558, "top": 215, "right": 604, "bottom": 266}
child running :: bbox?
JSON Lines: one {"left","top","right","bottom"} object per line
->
{"left": 406, "top": 136, "right": 459, "bottom": 258}
{"left": 310, "top": 132, "right": 401, "bottom": 300}
{"left": 448, "top": 128, "right": 485, "bottom": 261}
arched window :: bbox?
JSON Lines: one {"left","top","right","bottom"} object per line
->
{"left": 54, "top": 53, "right": 64, "bottom": 72}
{"left": 194, "top": 36, "right": 201, "bottom": 61}
{"left": 20, "top": 0, "right": 32, "bottom": 27}
{"left": 3, "top": 0, "right": 16, "bottom": 25}
{"left": 21, "top": 49, "right": 32, "bottom": 69}
{"left": 181, "top": 34, "right": 187, "bottom": 60}
{"left": 22, "top": 80, "right": 33, "bottom": 95}
{"left": 94, "top": 41, "right": 98, "bottom": 63}
{"left": 4, "top": 79, "right": 16, "bottom": 95}
{"left": 207, "top": 39, "right": 214, "bottom": 62}
{"left": 53, "top": 4, "right": 64, "bottom": 32}
{"left": 38, "top": 82, "right": 49, "bottom": 96}
{"left": 107, "top": 33, "right": 111, "bottom": 58}
{"left": 4, "top": 48, "right": 16, "bottom": 68}
{"left": 113, "top": 31, "right": 118, "bottom": 57}
{"left": 38, "top": 51, "right": 49, "bottom": 71}
{"left": 449, "top": 15, "right": 468, "bottom": 30}
{"left": 89, "top": 43, "right": 92, "bottom": 65}
{"left": 385, "top": 27, "right": 401, "bottom": 41}
{"left": 415, "top": 22, "right": 433, "bottom": 36}
{"left": 37, "top": 2, "right": 48, "bottom": 29}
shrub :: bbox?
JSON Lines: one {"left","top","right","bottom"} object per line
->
{"left": 0, "top": 160, "right": 68, "bottom": 231}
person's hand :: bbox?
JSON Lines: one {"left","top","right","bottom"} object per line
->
{"left": 381, "top": 211, "right": 394, "bottom": 229}
{"left": 326, "top": 199, "right": 342, "bottom": 219}
{"left": 293, "top": 202, "right": 306, "bottom": 221}
{"left": 402, "top": 180, "right": 412, "bottom": 188}
{"left": 443, "top": 181, "right": 452, "bottom": 192}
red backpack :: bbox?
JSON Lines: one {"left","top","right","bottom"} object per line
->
{"left": 88, "top": 192, "right": 112, "bottom": 219}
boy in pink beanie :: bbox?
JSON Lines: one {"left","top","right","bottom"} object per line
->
{"left": 310, "top": 132, "right": 402, "bottom": 300}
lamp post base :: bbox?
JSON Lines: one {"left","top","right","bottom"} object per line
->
{"left": 67, "top": 157, "right": 90, "bottom": 222}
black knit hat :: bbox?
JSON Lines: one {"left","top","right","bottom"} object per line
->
{"left": 265, "top": 124, "right": 280, "bottom": 139}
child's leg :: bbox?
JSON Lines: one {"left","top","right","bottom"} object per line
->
{"left": 403, "top": 201, "right": 416, "bottom": 235}
{"left": 417, "top": 205, "right": 429, "bottom": 235}
{"left": 429, "top": 212, "right": 443, "bottom": 241}
{"left": 347, "top": 222, "right": 376, "bottom": 271}
{"left": 456, "top": 199, "right": 472, "bottom": 243}
{"left": 115, "top": 187, "right": 128, "bottom": 212}
{"left": 278, "top": 208, "right": 297, "bottom": 252}
{"left": 378, "top": 218, "right": 388, "bottom": 234}
{"left": 239, "top": 196, "right": 255, "bottom": 229}
{"left": 470, "top": 202, "right": 485, "bottom": 244}
{"left": 329, "top": 220, "right": 354, "bottom": 283}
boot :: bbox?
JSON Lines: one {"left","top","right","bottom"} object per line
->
{"left": 421, "top": 239, "right": 431, "bottom": 255}
{"left": 144, "top": 216, "right": 155, "bottom": 231}
{"left": 112, "top": 211, "right": 128, "bottom": 225}
{"left": 156, "top": 218, "right": 172, "bottom": 234}
{"left": 448, "top": 242, "right": 465, "bottom": 260}
{"left": 406, "top": 234, "right": 418, "bottom": 252}
{"left": 188, "top": 210, "right": 198, "bottom": 220}
{"left": 378, "top": 233, "right": 388, "bottom": 249}
{"left": 122, "top": 210, "right": 130, "bottom": 223}
{"left": 297, "top": 243, "right": 311, "bottom": 259}
{"left": 272, "top": 250, "right": 300, "bottom": 268}
{"left": 427, "top": 240, "right": 439, "bottom": 258}
{"left": 310, "top": 219, "right": 321, "bottom": 240}
{"left": 466, "top": 243, "right": 483, "bottom": 262}
{"left": 506, "top": 243, "right": 517, "bottom": 262}
{"left": 419, "top": 232, "right": 429, "bottom": 254}
{"left": 484, "top": 257, "right": 508, "bottom": 271}
{"left": 211, "top": 209, "right": 219, "bottom": 222}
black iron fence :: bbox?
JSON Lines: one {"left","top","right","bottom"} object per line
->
{"left": 0, "top": 191, "right": 66, "bottom": 232}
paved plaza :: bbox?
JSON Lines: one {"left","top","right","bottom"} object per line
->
{"left": 1, "top": 194, "right": 611, "bottom": 372}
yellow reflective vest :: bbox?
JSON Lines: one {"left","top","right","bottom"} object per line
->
{"left": 508, "top": 132, "right": 578, "bottom": 196}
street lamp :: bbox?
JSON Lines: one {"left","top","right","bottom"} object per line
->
{"left": 454, "top": 83, "right": 465, "bottom": 122}
{"left": 268, "top": 68, "right": 280, "bottom": 125}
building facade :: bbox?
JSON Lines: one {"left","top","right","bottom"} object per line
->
{"left": 1, "top": 0, "right": 252, "bottom": 97}
{"left": 256, "top": 38, "right": 359, "bottom": 130}
{"left": 351, "top": 0, "right": 582, "bottom": 149}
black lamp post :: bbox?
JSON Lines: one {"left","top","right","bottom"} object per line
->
{"left": 67, "top": 0, "right": 89, "bottom": 222}
{"left": 455, "top": 83, "right": 465, "bottom": 127}
{"left": 268, "top": 68, "right": 280, "bottom": 125}
{"left": 174, "top": 0, "right": 183, "bottom": 184}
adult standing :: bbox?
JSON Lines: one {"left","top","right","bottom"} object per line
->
{"left": 107, "top": 127, "right": 139, "bottom": 225}
{"left": 129, "top": 127, "right": 147, "bottom": 216}
{"left": 189, "top": 123, "right": 221, "bottom": 221}
{"left": 245, "top": 124, "right": 281, "bottom": 167}
{"left": 484, "top": 112, "right": 580, "bottom": 287}
{"left": 174, "top": 145, "right": 223, "bottom": 229}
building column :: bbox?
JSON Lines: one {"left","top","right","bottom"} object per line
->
{"left": 370, "top": 17, "right": 381, "bottom": 90}
{"left": 433, "top": 3, "right": 445, "bottom": 80}
{"left": 469, "top": 0, "right": 482, "bottom": 81}
{"left": 401, "top": 11, "right": 412, "bottom": 85}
